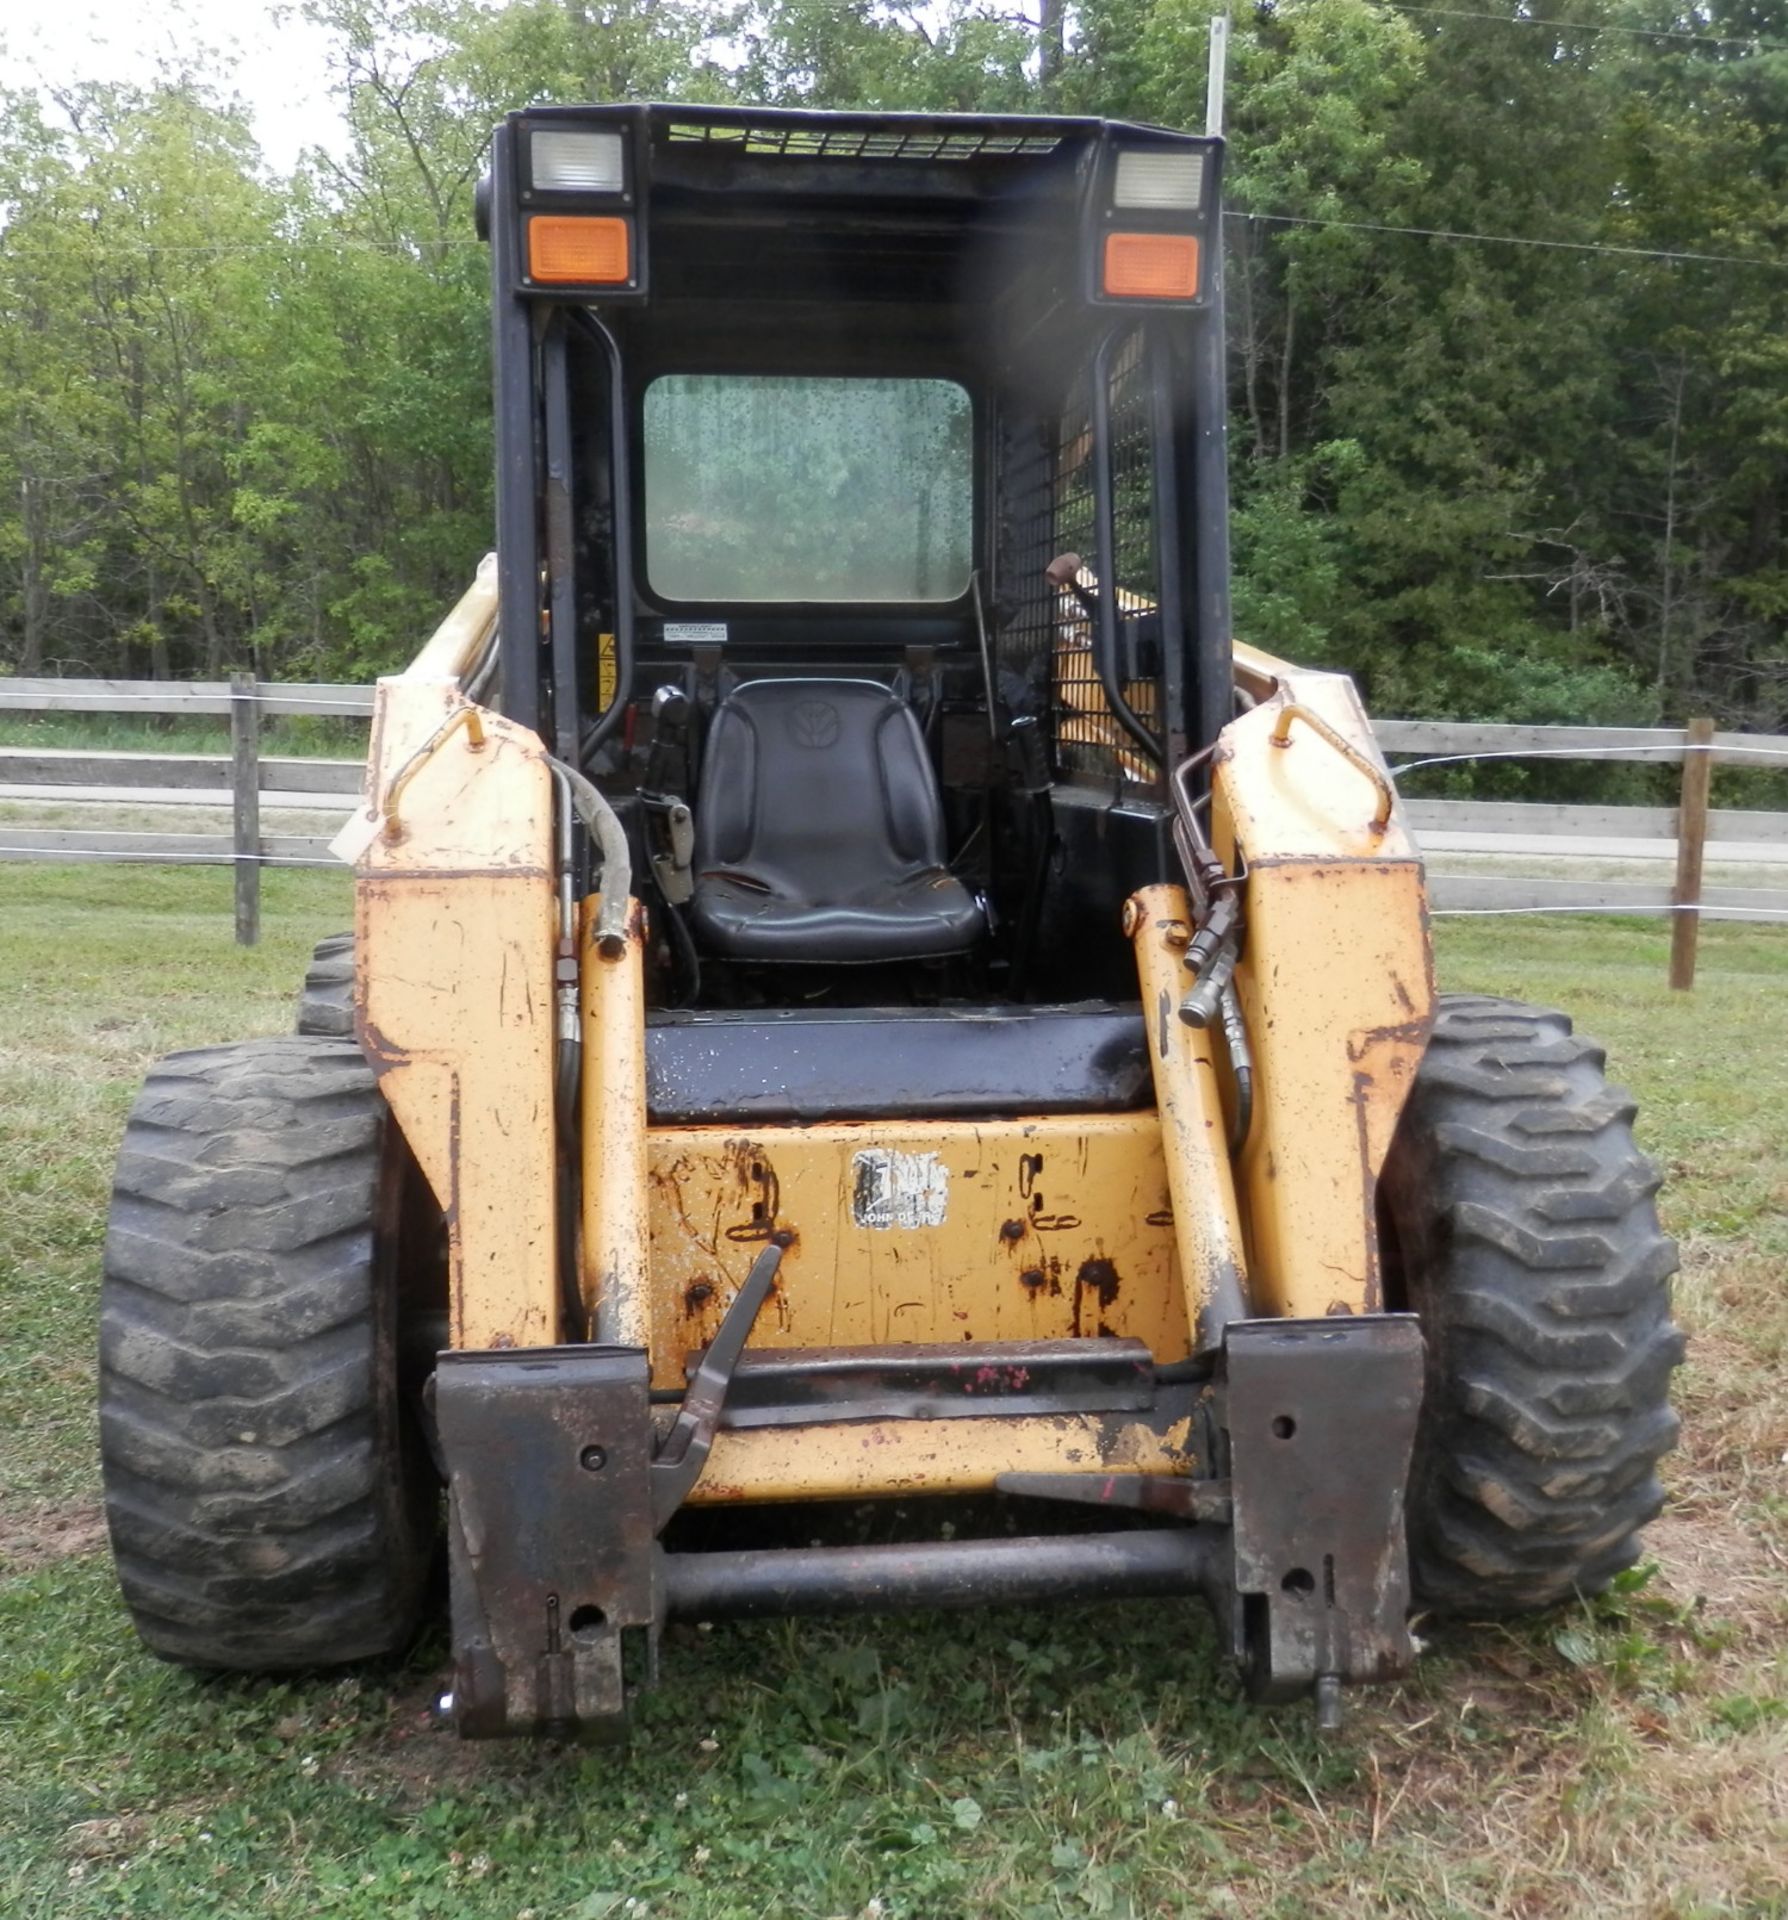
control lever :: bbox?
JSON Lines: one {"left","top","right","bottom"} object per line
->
{"left": 649, "top": 807, "right": 695, "bottom": 906}
{"left": 642, "top": 684, "right": 690, "bottom": 793}
{"left": 1007, "top": 713, "right": 1054, "bottom": 1001}
{"left": 1007, "top": 712, "right": 1051, "bottom": 797}
{"left": 1044, "top": 550, "right": 1100, "bottom": 625}
{"left": 642, "top": 685, "right": 695, "bottom": 906}
{"left": 649, "top": 1241, "right": 784, "bottom": 1529}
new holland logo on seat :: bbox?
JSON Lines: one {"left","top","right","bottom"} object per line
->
{"left": 788, "top": 698, "right": 841, "bottom": 748}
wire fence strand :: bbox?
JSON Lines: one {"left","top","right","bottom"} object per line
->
{"left": 0, "top": 843, "right": 342, "bottom": 868}
{"left": 1429, "top": 902, "right": 1788, "bottom": 920}
{"left": 1390, "top": 741, "right": 1788, "bottom": 774}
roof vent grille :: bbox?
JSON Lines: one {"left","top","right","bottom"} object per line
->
{"left": 662, "top": 121, "right": 1062, "bottom": 162}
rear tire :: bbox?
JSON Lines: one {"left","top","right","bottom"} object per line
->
{"left": 1381, "top": 994, "right": 1684, "bottom": 1615}
{"left": 295, "top": 932, "right": 355, "bottom": 1037}
{"left": 99, "top": 1035, "right": 440, "bottom": 1670}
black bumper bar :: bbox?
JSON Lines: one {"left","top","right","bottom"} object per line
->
{"left": 660, "top": 1528, "right": 1223, "bottom": 1621}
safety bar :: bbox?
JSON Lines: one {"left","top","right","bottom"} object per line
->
{"left": 1269, "top": 701, "right": 1395, "bottom": 833}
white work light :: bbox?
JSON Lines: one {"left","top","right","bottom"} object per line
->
{"left": 531, "top": 129, "right": 627, "bottom": 194}
{"left": 1113, "top": 149, "right": 1205, "bottom": 212}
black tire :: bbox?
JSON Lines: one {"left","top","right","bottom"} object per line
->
{"left": 1381, "top": 994, "right": 1684, "bottom": 1615}
{"left": 295, "top": 932, "right": 355, "bottom": 1037}
{"left": 99, "top": 1035, "right": 440, "bottom": 1670}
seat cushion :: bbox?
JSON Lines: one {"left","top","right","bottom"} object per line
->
{"left": 690, "top": 678, "right": 982, "bottom": 963}
{"left": 692, "top": 867, "right": 984, "bottom": 962}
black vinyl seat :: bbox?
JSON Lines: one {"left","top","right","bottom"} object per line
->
{"left": 689, "top": 677, "right": 984, "bottom": 963}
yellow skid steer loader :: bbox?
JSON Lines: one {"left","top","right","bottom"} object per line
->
{"left": 98, "top": 103, "right": 1682, "bottom": 1738}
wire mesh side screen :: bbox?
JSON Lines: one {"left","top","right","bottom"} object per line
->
{"left": 994, "top": 327, "right": 1164, "bottom": 791}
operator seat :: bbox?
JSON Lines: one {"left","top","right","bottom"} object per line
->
{"left": 689, "top": 677, "right": 983, "bottom": 963}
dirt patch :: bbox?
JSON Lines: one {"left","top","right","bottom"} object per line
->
{"left": 60, "top": 1814, "right": 152, "bottom": 1863}
{"left": 1648, "top": 1507, "right": 1788, "bottom": 1625}
{"left": 0, "top": 1499, "right": 108, "bottom": 1577}
{"left": 332, "top": 1671, "right": 509, "bottom": 1801}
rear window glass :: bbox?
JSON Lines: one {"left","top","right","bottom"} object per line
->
{"left": 643, "top": 375, "right": 973, "bottom": 603}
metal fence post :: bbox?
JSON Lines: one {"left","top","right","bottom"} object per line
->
{"left": 1669, "top": 716, "right": 1715, "bottom": 991}
{"left": 230, "top": 671, "right": 261, "bottom": 947}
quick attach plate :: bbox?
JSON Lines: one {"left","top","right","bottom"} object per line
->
{"left": 1221, "top": 1315, "right": 1425, "bottom": 1706}
{"left": 435, "top": 1345, "right": 658, "bottom": 1740}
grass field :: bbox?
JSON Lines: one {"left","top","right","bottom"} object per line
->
{"left": 0, "top": 710, "right": 368, "bottom": 759}
{"left": 1, "top": 865, "right": 1784, "bottom": 1920}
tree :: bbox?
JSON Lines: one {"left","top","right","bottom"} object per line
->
{"left": 0, "top": 0, "right": 1783, "bottom": 735}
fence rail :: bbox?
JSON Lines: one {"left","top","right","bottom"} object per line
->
{"left": 1371, "top": 717, "right": 1780, "bottom": 762}
{"left": 2, "top": 678, "right": 1785, "bottom": 980}
{"left": 0, "top": 747, "right": 363, "bottom": 795}
{"left": 1403, "top": 798, "right": 1788, "bottom": 848}
{"left": 0, "top": 676, "right": 373, "bottom": 717}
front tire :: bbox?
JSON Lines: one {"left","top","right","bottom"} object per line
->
{"left": 99, "top": 1035, "right": 440, "bottom": 1669}
{"left": 1382, "top": 995, "right": 1684, "bottom": 1615}
{"left": 295, "top": 931, "right": 355, "bottom": 1037}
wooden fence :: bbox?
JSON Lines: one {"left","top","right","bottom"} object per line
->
{"left": 2, "top": 679, "right": 1785, "bottom": 984}
{"left": 1375, "top": 717, "right": 1788, "bottom": 988}
{"left": 0, "top": 674, "right": 369, "bottom": 945}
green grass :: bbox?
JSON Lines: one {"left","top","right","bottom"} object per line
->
{"left": 2, "top": 869, "right": 1784, "bottom": 1919}
{"left": 0, "top": 711, "right": 366, "bottom": 759}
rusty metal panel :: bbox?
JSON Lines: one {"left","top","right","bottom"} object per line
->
{"left": 436, "top": 1344, "right": 655, "bottom": 1738}
{"left": 711, "top": 1336, "right": 1157, "bottom": 1428}
{"left": 690, "top": 1402, "right": 1198, "bottom": 1504}
{"left": 349, "top": 676, "right": 560, "bottom": 1349}
{"left": 1224, "top": 1315, "right": 1424, "bottom": 1701}
{"left": 1127, "top": 882, "right": 1251, "bottom": 1348}
{"left": 645, "top": 1111, "right": 1191, "bottom": 1390}
{"left": 581, "top": 896, "right": 650, "bottom": 1347}
{"left": 1211, "top": 667, "right": 1434, "bottom": 1319}
{"left": 1229, "top": 860, "right": 1431, "bottom": 1317}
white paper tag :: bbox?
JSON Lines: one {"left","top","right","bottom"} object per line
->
{"left": 664, "top": 622, "right": 728, "bottom": 647}
{"left": 851, "top": 1150, "right": 950, "bottom": 1230}
{"left": 329, "top": 808, "right": 383, "bottom": 867}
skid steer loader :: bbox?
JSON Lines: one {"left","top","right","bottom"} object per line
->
{"left": 98, "top": 103, "right": 1683, "bottom": 1738}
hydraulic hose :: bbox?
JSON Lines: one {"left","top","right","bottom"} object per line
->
{"left": 549, "top": 754, "right": 633, "bottom": 957}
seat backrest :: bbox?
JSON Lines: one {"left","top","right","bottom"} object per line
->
{"left": 693, "top": 678, "right": 946, "bottom": 896}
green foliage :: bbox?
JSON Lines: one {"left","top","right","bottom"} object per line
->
{"left": 1547, "top": 1563, "right": 1733, "bottom": 1701}
{"left": 1, "top": 0, "right": 1785, "bottom": 732}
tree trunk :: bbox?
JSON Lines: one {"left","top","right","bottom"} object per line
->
{"left": 19, "top": 472, "right": 50, "bottom": 674}
{"left": 1039, "top": 0, "right": 1066, "bottom": 90}
{"left": 148, "top": 563, "right": 170, "bottom": 682}
{"left": 200, "top": 586, "right": 225, "bottom": 677}
{"left": 1237, "top": 224, "right": 1267, "bottom": 460}
{"left": 1655, "top": 361, "right": 1685, "bottom": 715}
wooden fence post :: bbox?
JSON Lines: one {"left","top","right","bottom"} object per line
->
{"left": 230, "top": 671, "right": 261, "bottom": 947}
{"left": 1669, "top": 716, "right": 1715, "bottom": 991}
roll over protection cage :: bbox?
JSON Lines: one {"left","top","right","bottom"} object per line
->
{"left": 478, "top": 103, "right": 1235, "bottom": 773}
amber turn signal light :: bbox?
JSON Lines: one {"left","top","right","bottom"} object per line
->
{"left": 528, "top": 214, "right": 631, "bottom": 285}
{"left": 1102, "top": 231, "right": 1200, "bottom": 300}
